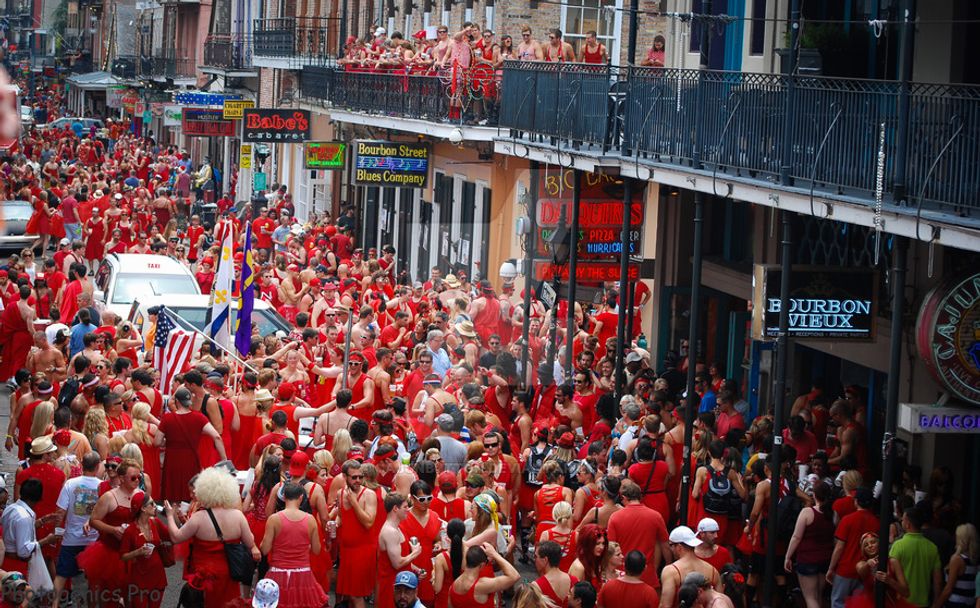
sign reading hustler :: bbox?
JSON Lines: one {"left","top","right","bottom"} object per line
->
{"left": 752, "top": 265, "right": 878, "bottom": 340}
{"left": 353, "top": 141, "right": 430, "bottom": 188}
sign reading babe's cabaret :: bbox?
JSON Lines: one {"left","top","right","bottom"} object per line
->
{"left": 242, "top": 109, "right": 311, "bottom": 142}
{"left": 751, "top": 266, "right": 878, "bottom": 340}
{"left": 182, "top": 108, "right": 236, "bottom": 137}
{"left": 353, "top": 141, "right": 430, "bottom": 188}
{"left": 304, "top": 142, "right": 346, "bottom": 170}
{"left": 916, "top": 272, "right": 980, "bottom": 405}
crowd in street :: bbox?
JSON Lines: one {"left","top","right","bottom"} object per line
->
{"left": 0, "top": 71, "right": 976, "bottom": 608}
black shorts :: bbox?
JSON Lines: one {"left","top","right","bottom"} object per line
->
{"left": 795, "top": 562, "right": 829, "bottom": 576}
{"left": 750, "top": 552, "right": 786, "bottom": 575}
{"left": 55, "top": 544, "right": 87, "bottom": 578}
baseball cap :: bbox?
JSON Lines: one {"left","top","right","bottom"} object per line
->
{"left": 696, "top": 517, "right": 720, "bottom": 533}
{"left": 684, "top": 572, "right": 711, "bottom": 588}
{"left": 625, "top": 352, "right": 644, "bottom": 364}
{"left": 59, "top": 238, "right": 70, "bottom": 246}
{"left": 668, "top": 525, "right": 702, "bottom": 547}
{"left": 438, "top": 471, "right": 457, "bottom": 489}
{"left": 288, "top": 451, "right": 310, "bottom": 478}
{"left": 252, "top": 578, "right": 280, "bottom": 608}
{"left": 436, "top": 413, "right": 455, "bottom": 431}
{"left": 375, "top": 27, "right": 386, "bottom": 36}
{"left": 278, "top": 383, "right": 296, "bottom": 400}
{"left": 394, "top": 571, "right": 419, "bottom": 589}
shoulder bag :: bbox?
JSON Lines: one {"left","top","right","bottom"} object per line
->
{"left": 205, "top": 508, "right": 256, "bottom": 584}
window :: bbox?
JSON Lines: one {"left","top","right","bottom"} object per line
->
{"left": 561, "top": 0, "right": 617, "bottom": 58}
{"left": 111, "top": 274, "right": 199, "bottom": 305}
{"left": 750, "top": 0, "right": 767, "bottom": 55}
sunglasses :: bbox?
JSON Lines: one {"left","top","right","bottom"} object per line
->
{"left": 419, "top": 360, "right": 432, "bottom": 365}
{"left": 348, "top": 474, "right": 364, "bottom": 480}
{"left": 349, "top": 361, "right": 362, "bottom": 366}
{"left": 414, "top": 495, "right": 433, "bottom": 503}
{"left": 127, "top": 474, "right": 140, "bottom": 482}
{"left": 484, "top": 442, "right": 499, "bottom": 449}
{"left": 106, "top": 463, "right": 118, "bottom": 470}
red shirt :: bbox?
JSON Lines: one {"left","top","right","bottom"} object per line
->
{"left": 252, "top": 217, "right": 275, "bottom": 249}
{"left": 607, "top": 503, "right": 668, "bottom": 588}
{"left": 782, "top": 428, "right": 819, "bottom": 464}
{"left": 832, "top": 493, "right": 857, "bottom": 522}
{"left": 698, "top": 545, "right": 732, "bottom": 574}
{"left": 597, "top": 579, "right": 660, "bottom": 608}
{"left": 254, "top": 431, "right": 290, "bottom": 455}
{"left": 716, "top": 410, "right": 746, "bottom": 440}
{"left": 834, "top": 509, "right": 879, "bottom": 579}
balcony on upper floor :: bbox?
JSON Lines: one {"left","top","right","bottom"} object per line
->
{"left": 299, "top": 64, "right": 499, "bottom": 139}
{"left": 497, "top": 61, "right": 980, "bottom": 234}
{"left": 251, "top": 17, "right": 338, "bottom": 70}
{"left": 144, "top": 49, "right": 196, "bottom": 82}
{"left": 201, "top": 33, "right": 258, "bottom": 77}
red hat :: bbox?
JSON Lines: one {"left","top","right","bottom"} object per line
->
{"left": 325, "top": 225, "right": 337, "bottom": 237}
{"left": 278, "top": 383, "right": 296, "bottom": 400}
{"left": 309, "top": 278, "right": 321, "bottom": 287}
{"left": 53, "top": 428, "right": 71, "bottom": 447}
{"left": 558, "top": 432, "right": 576, "bottom": 449}
{"left": 287, "top": 263, "right": 300, "bottom": 272}
{"left": 202, "top": 256, "right": 214, "bottom": 265}
{"left": 288, "top": 451, "right": 310, "bottom": 478}
{"left": 412, "top": 29, "right": 427, "bottom": 40}
{"left": 129, "top": 491, "right": 148, "bottom": 519}
{"left": 234, "top": 252, "right": 244, "bottom": 263}
{"left": 438, "top": 471, "right": 457, "bottom": 489}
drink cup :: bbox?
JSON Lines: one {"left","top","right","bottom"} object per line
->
{"left": 54, "top": 527, "right": 65, "bottom": 537}
{"left": 144, "top": 543, "right": 155, "bottom": 555}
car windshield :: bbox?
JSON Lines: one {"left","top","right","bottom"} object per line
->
{"left": 4, "top": 202, "right": 32, "bottom": 221}
{"left": 111, "top": 274, "right": 199, "bottom": 304}
{"left": 169, "top": 307, "right": 289, "bottom": 337}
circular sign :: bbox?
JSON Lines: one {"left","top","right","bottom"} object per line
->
{"left": 916, "top": 272, "right": 980, "bottom": 405}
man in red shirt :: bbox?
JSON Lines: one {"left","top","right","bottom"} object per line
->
{"left": 827, "top": 487, "right": 879, "bottom": 608}
{"left": 694, "top": 518, "right": 732, "bottom": 574}
{"left": 597, "top": 550, "right": 659, "bottom": 608}
{"left": 330, "top": 225, "right": 354, "bottom": 260}
{"left": 607, "top": 480, "right": 669, "bottom": 589}
{"left": 252, "top": 207, "right": 275, "bottom": 256}
{"left": 782, "top": 415, "right": 819, "bottom": 465}
{"left": 715, "top": 390, "right": 746, "bottom": 442}
{"left": 14, "top": 436, "right": 66, "bottom": 561}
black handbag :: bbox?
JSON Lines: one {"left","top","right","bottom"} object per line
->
{"left": 205, "top": 508, "right": 257, "bottom": 584}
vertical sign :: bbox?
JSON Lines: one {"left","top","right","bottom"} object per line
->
{"left": 239, "top": 144, "right": 253, "bottom": 169}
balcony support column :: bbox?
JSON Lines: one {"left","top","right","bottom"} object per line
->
{"left": 626, "top": 0, "right": 639, "bottom": 63}
{"left": 779, "top": 0, "right": 800, "bottom": 184}
{"left": 564, "top": 169, "right": 581, "bottom": 380}
{"left": 614, "top": 178, "right": 632, "bottom": 399}
{"left": 521, "top": 161, "right": 540, "bottom": 390}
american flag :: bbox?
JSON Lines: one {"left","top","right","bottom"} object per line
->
{"left": 153, "top": 307, "right": 202, "bottom": 396}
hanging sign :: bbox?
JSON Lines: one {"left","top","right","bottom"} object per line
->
{"left": 533, "top": 260, "right": 640, "bottom": 282}
{"left": 751, "top": 265, "right": 877, "bottom": 340}
{"left": 352, "top": 140, "right": 430, "bottom": 188}
{"left": 182, "top": 108, "right": 236, "bottom": 137}
{"left": 900, "top": 403, "right": 980, "bottom": 434}
{"left": 239, "top": 143, "right": 252, "bottom": 169}
{"left": 242, "top": 109, "right": 311, "bottom": 142}
{"left": 175, "top": 91, "right": 242, "bottom": 106}
{"left": 916, "top": 272, "right": 980, "bottom": 405}
{"left": 163, "top": 104, "right": 183, "bottom": 127}
{"left": 304, "top": 141, "right": 346, "bottom": 170}
{"left": 223, "top": 99, "right": 255, "bottom": 119}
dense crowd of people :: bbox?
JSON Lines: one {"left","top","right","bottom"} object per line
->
{"left": 0, "top": 69, "right": 976, "bottom": 608}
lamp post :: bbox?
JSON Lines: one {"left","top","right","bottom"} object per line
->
{"left": 545, "top": 206, "right": 571, "bottom": 377}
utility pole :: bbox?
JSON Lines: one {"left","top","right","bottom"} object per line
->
{"left": 564, "top": 169, "right": 581, "bottom": 379}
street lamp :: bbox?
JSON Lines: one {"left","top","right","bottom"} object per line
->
{"left": 544, "top": 206, "right": 571, "bottom": 378}
{"left": 499, "top": 259, "right": 518, "bottom": 281}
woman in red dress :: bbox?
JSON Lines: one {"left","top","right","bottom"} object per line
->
{"left": 84, "top": 208, "right": 106, "bottom": 266}
{"left": 243, "top": 452, "right": 282, "bottom": 560}
{"left": 78, "top": 459, "right": 144, "bottom": 606}
{"left": 155, "top": 388, "right": 226, "bottom": 502}
{"left": 534, "top": 461, "right": 574, "bottom": 542}
{"left": 628, "top": 439, "right": 672, "bottom": 523}
{"left": 432, "top": 518, "right": 466, "bottom": 608}
{"left": 25, "top": 192, "right": 54, "bottom": 252}
{"left": 124, "top": 402, "right": 162, "bottom": 495}
{"left": 119, "top": 493, "right": 170, "bottom": 608}
{"left": 163, "top": 468, "right": 260, "bottom": 608}
{"left": 261, "top": 483, "right": 328, "bottom": 608}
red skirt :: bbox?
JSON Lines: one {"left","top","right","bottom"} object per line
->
{"left": 1, "top": 554, "right": 29, "bottom": 576}
{"left": 77, "top": 539, "right": 127, "bottom": 592}
{"left": 335, "top": 541, "right": 377, "bottom": 597}
{"left": 184, "top": 539, "right": 240, "bottom": 608}
{"left": 266, "top": 566, "right": 328, "bottom": 608}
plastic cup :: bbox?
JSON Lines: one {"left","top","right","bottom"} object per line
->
{"left": 144, "top": 543, "right": 155, "bottom": 555}
{"left": 54, "top": 527, "right": 65, "bottom": 536}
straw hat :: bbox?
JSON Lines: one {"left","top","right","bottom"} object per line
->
{"left": 456, "top": 320, "right": 477, "bottom": 338}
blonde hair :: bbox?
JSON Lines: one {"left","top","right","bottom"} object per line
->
{"left": 956, "top": 523, "right": 978, "bottom": 563}
{"left": 130, "top": 402, "right": 152, "bottom": 445}
{"left": 552, "top": 501, "right": 573, "bottom": 524}
{"left": 194, "top": 467, "right": 243, "bottom": 509}
{"left": 332, "top": 429, "right": 352, "bottom": 464}
{"left": 29, "top": 401, "right": 54, "bottom": 442}
{"left": 83, "top": 408, "right": 109, "bottom": 444}
{"left": 108, "top": 435, "right": 127, "bottom": 454}
{"left": 361, "top": 463, "right": 379, "bottom": 490}
{"left": 841, "top": 470, "right": 864, "bottom": 494}
{"left": 120, "top": 443, "right": 144, "bottom": 467}
{"left": 514, "top": 583, "right": 557, "bottom": 608}
{"left": 312, "top": 449, "right": 334, "bottom": 471}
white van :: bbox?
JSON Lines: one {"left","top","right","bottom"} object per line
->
{"left": 94, "top": 254, "right": 202, "bottom": 319}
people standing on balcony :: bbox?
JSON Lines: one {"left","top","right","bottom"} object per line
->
{"left": 545, "top": 29, "right": 576, "bottom": 63}
{"left": 580, "top": 31, "right": 608, "bottom": 64}
{"left": 518, "top": 27, "right": 545, "bottom": 61}
{"left": 641, "top": 35, "right": 666, "bottom": 67}
{"left": 498, "top": 35, "right": 515, "bottom": 64}
{"left": 372, "top": 27, "right": 389, "bottom": 56}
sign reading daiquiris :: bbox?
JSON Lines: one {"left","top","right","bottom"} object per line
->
{"left": 752, "top": 266, "right": 877, "bottom": 340}
{"left": 353, "top": 141, "right": 430, "bottom": 188}
{"left": 916, "top": 272, "right": 980, "bottom": 405}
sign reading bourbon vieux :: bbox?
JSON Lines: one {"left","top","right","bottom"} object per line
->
{"left": 752, "top": 265, "right": 878, "bottom": 340}
{"left": 916, "top": 271, "right": 980, "bottom": 405}
{"left": 241, "top": 109, "right": 311, "bottom": 142}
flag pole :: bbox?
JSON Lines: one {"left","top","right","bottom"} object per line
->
{"left": 164, "top": 309, "right": 260, "bottom": 375}
{"left": 341, "top": 311, "right": 354, "bottom": 390}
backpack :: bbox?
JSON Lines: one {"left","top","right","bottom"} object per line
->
{"left": 58, "top": 377, "right": 80, "bottom": 410}
{"left": 441, "top": 400, "right": 464, "bottom": 433}
{"left": 775, "top": 492, "right": 804, "bottom": 539}
{"left": 524, "top": 444, "right": 552, "bottom": 486}
{"left": 703, "top": 467, "right": 734, "bottom": 515}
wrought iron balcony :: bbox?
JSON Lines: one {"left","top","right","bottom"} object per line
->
{"left": 203, "top": 34, "right": 252, "bottom": 71}
{"left": 499, "top": 62, "right": 980, "bottom": 218}
{"left": 300, "top": 65, "right": 500, "bottom": 127}
{"left": 252, "top": 17, "right": 339, "bottom": 66}
{"left": 144, "top": 50, "right": 195, "bottom": 80}
{"left": 110, "top": 55, "right": 138, "bottom": 79}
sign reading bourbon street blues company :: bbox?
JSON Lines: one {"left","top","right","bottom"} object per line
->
{"left": 352, "top": 140, "right": 430, "bottom": 188}
{"left": 752, "top": 265, "right": 878, "bottom": 340}
{"left": 242, "top": 109, "right": 311, "bottom": 142}
{"left": 916, "top": 271, "right": 980, "bottom": 405}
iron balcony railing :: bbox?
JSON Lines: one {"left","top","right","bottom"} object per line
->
{"left": 252, "top": 17, "right": 339, "bottom": 65}
{"left": 144, "top": 50, "right": 196, "bottom": 79}
{"left": 500, "top": 63, "right": 980, "bottom": 217}
{"left": 203, "top": 34, "right": 252, "bottom": 70}
{"left": 110, "top": 55, "right": 138, "bottom": 79}
{"left": 300, "top": 65, "right": 500, "bottom": 126}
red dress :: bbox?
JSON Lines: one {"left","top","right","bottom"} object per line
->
{"left": 25, "top": 199, "right": 50, "bottom": 235}
{"left": 432, "top": 496, "right": 466, "bottom": 523}
{"left": 120, "top": 519, "right": 169, "bottom": 608}
{"left": 267, "top": 513, "right": 328, "bottom": 608}
{"left": 0, "top": 305, "right": 33, "bottom": 389}
{"left": 401, "top": 511, "right": 443, "bottom": 604}
{"left": 377, "top": 534, "right": 411, "bottom": 608}
{"left": 535, "top": 573, "right": 579, "bottom": 608}
{"left": 84, "top": 217, "right": 105, "bottom": 261}
{"left": 159, "top": 411, "right": 209, "bottom": 502}
{"left": 138, "top": 433, "right": 162, "bottom": 498}
{"left": 449, "top": 577, "right": 495, "bottom": 608}
{"left": 198, "top": 398, "right": 233, "bottom": 468}
{"left": 629, "top": 460, "right": 671, "bottom": 523}
{"left": 77, "top": 503, "right": 131, "bottom": 597}
{"left": 336, "top": 487, "right": 379, "bottom": 597}
{"left": 233, "top": 413, "right": 263, "bottom": 471}
{"left": 547, "top": 528, "right": 578, "bottom": 573}
{"left": 535, "top": 485, "right": 566, "bottom": 542}
{"left": 184, "top": 538, "right": 239, "bottom": 607}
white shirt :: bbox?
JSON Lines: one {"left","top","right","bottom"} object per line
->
{"left": 1, "top": 500, "right": 38, "bottom": 559}
{"left": 55, "top": 475, "right": 101, "bottom": 547}
{"left": 45, "top": 323, "right": 69, "bottom": 345}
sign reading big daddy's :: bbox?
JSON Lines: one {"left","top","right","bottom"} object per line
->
{"left": 242, "top": 109, "right": 311, "bottom": 142}
{"left": 917, "top": 272, "right": 980, "bottom": 405}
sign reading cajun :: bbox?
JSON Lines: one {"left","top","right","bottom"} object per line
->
{"left": 182, "top": 108, "right": 236, "bottom": 137}
{"left": 917, "top": 272, "right": 980, "bottom": 405}
{"left": 242, "top": 109, "right": 311, "bottom": 142}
